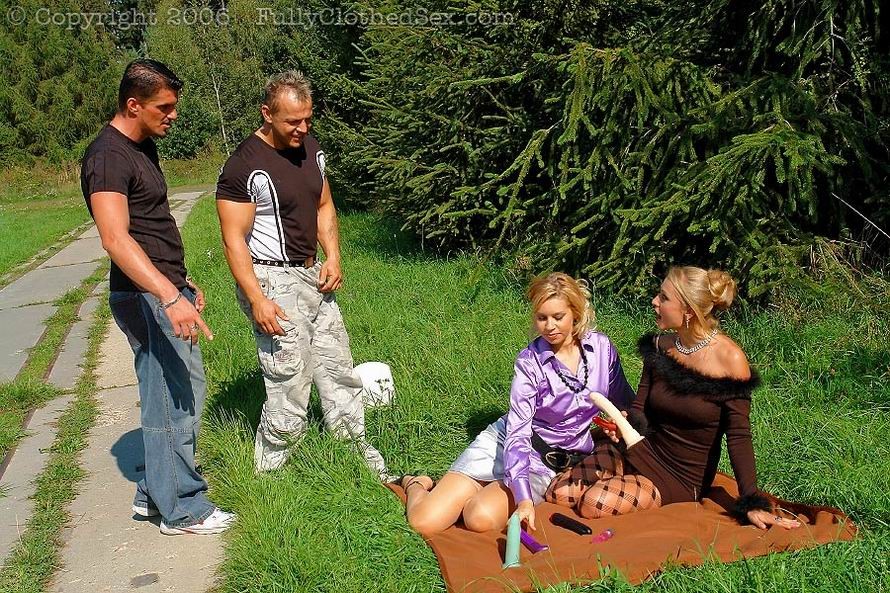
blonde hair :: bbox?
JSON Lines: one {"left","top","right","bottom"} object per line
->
{"left": 527, "top": 273, "right": 595, "bottom": 340}
{"left": 264, "top": 70, "right": 312, "bottom": 112}
{"left": 666, "top": 266, "right": 736, "bottom": 337}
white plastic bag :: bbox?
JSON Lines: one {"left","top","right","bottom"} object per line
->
{"left": 352, "top": 362, "right": 395, "bottom": 407}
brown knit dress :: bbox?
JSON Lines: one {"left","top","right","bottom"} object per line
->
{"left": 624, "top": 334, "right": 770, "bottom": 513}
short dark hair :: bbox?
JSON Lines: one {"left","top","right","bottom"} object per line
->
{"left": 118, "top": 59, "right": 183, "bottom": 113}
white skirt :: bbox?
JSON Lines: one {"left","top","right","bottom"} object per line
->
{"left": 448, "top": 417, "right": 556, "bottom": 504}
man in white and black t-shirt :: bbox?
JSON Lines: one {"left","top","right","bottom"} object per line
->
{"left": 216, "top": 71, "right": 388, "bottom": 477}
{"left": 81, "top": 59, "right": 234, "bottom": 535}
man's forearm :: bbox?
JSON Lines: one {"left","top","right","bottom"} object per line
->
{"left": 103, "top": 233, "right": 179, "bottom": 300}
{"left": 317, "top": 200, "right": 341, "bottom": 261}
{"left": 222, "top": 239, "right": 265, "bottom": 305}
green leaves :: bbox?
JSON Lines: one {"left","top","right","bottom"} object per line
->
{"left": 344, "top": 0, "right": 888, "bottom": 300}
{"left": 4, "top": 0, "right": 886, "bottom": 300}
{"left": 0, "top": 0, "right": 120, "bottom": 163}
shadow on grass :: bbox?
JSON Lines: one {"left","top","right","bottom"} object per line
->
{"left": 344, "top": 213, "right": 434, "bottom": 262}
{"left": 207, "top": 369, "right": 338, "bottom": 436}
{"left": 464, "top": 406, "right": 505, "bottom": 440}
{"left": 792, "top": 342, "right": 890, "bottom": 410}
{"left": 828, "top": 344, "right": 890, "bottom": 407}
{"left": 207, "top": 369, "right": 265, "bottom": 430}
{"left": 344, "top": 213, "right": 525, "bottom": 309}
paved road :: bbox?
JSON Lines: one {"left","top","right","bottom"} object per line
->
{"left": 0, "top": 190, "right": 206, "bottom": 382}
{"left": 1, "top": 189, "right": 225, "bottom": 593}
{"left": 52, "top": 299, "right": 223, "bottom": 593}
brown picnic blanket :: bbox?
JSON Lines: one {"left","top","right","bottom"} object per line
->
{"left": 387, "top": 473, "right": 856, "bottom": 592}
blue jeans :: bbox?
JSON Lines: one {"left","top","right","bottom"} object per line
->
{"left": 110, "top": 288, "right": 215, "bottom": 528}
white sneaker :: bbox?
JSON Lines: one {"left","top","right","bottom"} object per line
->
{"left": 159, "top": 508, "right": 236, "bottom": 535}
{"left": 132, "top": 504, "right": 159, "bottom": 517}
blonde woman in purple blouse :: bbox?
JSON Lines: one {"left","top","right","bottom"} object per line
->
{"left": 400, "top": 273, "right": 636, "bottom": 536}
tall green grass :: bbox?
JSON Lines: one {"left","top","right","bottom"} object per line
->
{"left": 0, "top": 154, "right": 222, "bottom": 283}
{"left": 181, "top": 196, "right": 888, "bottom": 593}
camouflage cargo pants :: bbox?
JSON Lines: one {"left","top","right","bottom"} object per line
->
{"left": 238, "top": 262, "right": 388, "bottom": 476}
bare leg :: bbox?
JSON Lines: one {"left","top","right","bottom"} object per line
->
{"left": 405, "top": 472, "right": 482, "bottom": 537}
{"left": 589, "top": 391, "right": 643, "bottom": 446}
{"left": 461, "top": 481, "right": 514, "bottom": 533}
{"left": 403, "top": 474, "right": 434, "bottom": 518}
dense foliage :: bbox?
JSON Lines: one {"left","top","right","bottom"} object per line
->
{"left": 146, "top": 0, "right": 366, "bottom": 175}
{"left": 0, "top": 0, "right": 121, "bottom": 163}
{"left": 345, "top": 0, "right": 890, "bottom": 297}
{"left": 1, "top": 0, "right": 888, "bottom": 297}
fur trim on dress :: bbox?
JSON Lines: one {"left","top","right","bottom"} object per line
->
{"left": 733, "top": 492, "right": 773, "bottom": 518}
{"left": 637, "top": 333, "right": 761, "bottom": 403}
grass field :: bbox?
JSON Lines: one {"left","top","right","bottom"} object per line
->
{"left": 181, "top": 196, "right": 889, "bottom": 593}
{"left": 0, "top": 164, "right": 90, "bottom": 281}
{"left": 0, "top": 154, "right": 223, "bottom": 283}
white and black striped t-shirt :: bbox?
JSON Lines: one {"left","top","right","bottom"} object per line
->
{"left": 216, "top": 133, "right": 326, "bottom": 262}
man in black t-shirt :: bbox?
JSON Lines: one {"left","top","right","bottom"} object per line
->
{"left": 81, "top": 59, "right": 234, "bottom": 535}
{"left": 216, "top": 71, "right": 388, "bottom": 477}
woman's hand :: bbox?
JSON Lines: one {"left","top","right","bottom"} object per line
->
{"left": 603, "top": 411, "right": 628, "bottom": 443}
{"left": 747, "top": 509, "right": 801, "bottom": 530}
{"left": 516, "top": 499, "right": 537, "bottom": 531}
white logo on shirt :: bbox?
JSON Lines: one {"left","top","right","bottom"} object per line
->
{"left": 316, "top": 151, "right": 326, "bottom": 179}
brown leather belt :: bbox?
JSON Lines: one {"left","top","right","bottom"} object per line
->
{"left": 252, "top": 256, "right": 315, "bottom": 268}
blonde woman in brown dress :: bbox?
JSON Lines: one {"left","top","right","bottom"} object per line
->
{"left": 548, "top": 266, "right": 802, "bottom": 530}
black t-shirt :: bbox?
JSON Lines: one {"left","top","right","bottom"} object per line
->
{"left": 216, "top": 133, "right": 325, "bottom": 262}
{"left": 81, "top": 125, "right": 187, "bottom": 292}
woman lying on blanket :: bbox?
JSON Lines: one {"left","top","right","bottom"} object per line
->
{"left": 400, "top": 272, "right": 636, "bottom": 536}
{"left": 550, "top": 266, "right": 801, "bottom": 530}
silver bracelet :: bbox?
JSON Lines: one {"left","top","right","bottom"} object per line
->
{"left": 160, "top": 292, "right": 182, "bottom": 310}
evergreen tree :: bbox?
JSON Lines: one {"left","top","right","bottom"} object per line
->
{"left": 0, "top": 0, "right": 120, "bottom": 163}
{"left": 345, "top": 0, "right": 890, "bottom": 297}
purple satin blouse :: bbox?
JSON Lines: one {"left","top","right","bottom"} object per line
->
{"left": 502, "top": 331, "right": 636, "bottom": 503}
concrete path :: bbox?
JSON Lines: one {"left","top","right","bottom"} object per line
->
{"left": 0, "top": 220, "right": 108, "bottom": 380}
{"left": 48, "top": 294, "right": 102, "bottom": 390}
{"left": 50, "top": 189, "right": 223, "bottom": 593}
{"left": 1, "top": 188, "right": 222, "bottom": 593}
{"left": 0, "top": 190, "right": 206, "bottom": 382}
{"left": 52, "top": 324, "right": 222, "bottom": 593}
{"left": 0, "top": 394, "right": 74, "bottom": 558}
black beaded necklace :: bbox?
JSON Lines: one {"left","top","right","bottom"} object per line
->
{"left": 552, "top": 345, "right": 589, "bottom": 394}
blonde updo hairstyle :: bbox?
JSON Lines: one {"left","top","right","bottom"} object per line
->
{"left": 527, "top": 273, "right": 595, "bottom": 340}
{"left": 666, "top": 266, "right": 736, "bottom": 338}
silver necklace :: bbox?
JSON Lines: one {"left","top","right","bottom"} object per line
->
{"left": 674, "top": 328, "right": 718, "bottom": 355}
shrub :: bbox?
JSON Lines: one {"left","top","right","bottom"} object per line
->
{"left": 346, "top": 0, "right": 890, "bottom": 298}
